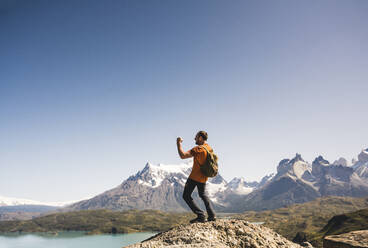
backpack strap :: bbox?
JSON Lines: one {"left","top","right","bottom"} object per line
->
{"left": 200, "top": 145, "right": 211, "bottom": 154}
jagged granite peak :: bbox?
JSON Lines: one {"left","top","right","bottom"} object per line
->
{"left": 258, "top": 173, "right": 275, "bottom": 188}
{"left": 333, "top": 157, "right": 349, "bottom": 167}
{"left": 276, "top": 153, "right": 311, "bottom": 180}
{"left": 352, "top": 148, "right": 368, "bottom": 179}
{"left": 291, "top": 153, "right": 304, "bottom": 163}
{"left": 245, "top": 181, "right": 259, "bottom": 188}
{"left": 227, "top": 177, "right": 257, "bottom": 195}
{"left": 312, "top": 155, "right": 358, "bottom": 184}
{"left": 314, "top": 160, "right": 366, "bottom": 197}
{"left": 358, "top": 148, "right": 368, "bottom": 163}
{"left": 209, "top": 174, "right": 227, "bottom": 185}
{"left": 230, "top": 148, "right": 368, "bottom": 212}
{"left": 277, "top": 153, "right": 305, "bottom": 170}
{"left": 355, "top": 165, "right": 368, "bottom": 179}
{"left": 129, "top": 161, "right": 192, "bottom": 188}
{"left": 313, "top": 155, "right": 330, "bottom": 166}
{"left": 312, "top": 155, "right": 330, "bottom": 178}
{"left": 228, "top": 177, "right": 256, "bottom": 188}
{"left": 228, "top": 177, "right": 244, "bottom": 186}
{"left": 278, "top": 158, "right": 291, "bottom": 167}
{"left": 125, "top": 219, "right": 304, "bottom": 248}
{"left": 228, "top": 154, "right": 319, "bottom": 212}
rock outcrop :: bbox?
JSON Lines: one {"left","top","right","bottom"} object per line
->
{"left": 324, "top": 230, "right": 368, "bottom": 248}
{"left": 124, "top": 219, "right": 303, "bottom": 248}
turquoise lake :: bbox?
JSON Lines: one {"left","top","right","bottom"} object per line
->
{"left": 0, "top": 231, "right": 157, "bottom": 248}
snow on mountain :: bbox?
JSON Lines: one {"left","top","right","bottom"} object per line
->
{"left": 134, "top": 161, "right": 256, "bottom": 198}
{"left": 276, "top": 153, "right": 313, "bottom": 184}
{"left": 353, "top": 148, "right": 368, "bottom": 168}
{"left": 358, "top": 148, "right": 368, "bottom": 163}
{"left": 333, "top": 157, "right": 349, "bottom": 166}
{"left": 133, "top": 161, "right": 230, "bottom": 201}
{"left": 0, "top": 195, "right": 79, "bottom": 207}
{"left": 68, "top": 146, "right": 368, "bottom": 213}
{"left": 114, "top": 159, "right": 264, "bottom": 208}
{"left": 135, "top": 161, "right": 193, "bottom": 188}
{"left": 258, "top": 173, "right": 275, "bottom": 187}
{"left": 227, "top": 177, "right": 255, "bottom": 195}
{"left": 206, "top": 178, "right": 228, "bottom": 203}
{"left": 312, "top": 155, "right": 330, "bottom": 178}
{"left": 353, "top": 148, "right": 368, "bottom": 179}
{"left": 355, "top": 165, "right": 368, "bottom": 179}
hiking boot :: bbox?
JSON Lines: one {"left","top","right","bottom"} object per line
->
{"left": 189, "top": 216, "right": 206, "bottom": 223}
{"left": 207, "top": 216, "right": 217, "bottom": 222}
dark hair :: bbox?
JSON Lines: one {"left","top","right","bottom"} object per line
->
{"left": 197, "top": 131, "right": 208, "bottom": 141}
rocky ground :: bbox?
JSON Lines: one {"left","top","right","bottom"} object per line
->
{"left": 324, "top": 230, "right": 368, "bottom": 248}
{"left": 124, "top": 219, "right": 307, "bottom": 248}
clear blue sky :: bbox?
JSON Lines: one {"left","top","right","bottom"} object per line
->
{"left": 1, "top": 0, "right": 367, "bottom": 202}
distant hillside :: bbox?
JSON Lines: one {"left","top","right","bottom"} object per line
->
{"left": 0, "top": 212, "right": 42, "bottom": 222}
{"left": 0, "top": 205, "right": 58, "bottom": 213}
{"left": 291, "top": 207, "right": 368, "bottom": 247}
{"left": 0, "top": 205, "right": 59, "bottom": 221}
{"left": 302, "top": 208, "right": 368, "bottom": 247}
{"left": 0, "top": 209, "right": 193, "bottom": 234}
{"left": 319, "top": 208, "right": 368, "bottom": 236}
{"left": 234, "top": 196, "right": 368, "bottom": 242}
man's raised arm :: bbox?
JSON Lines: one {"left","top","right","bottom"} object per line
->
{"left": 176, "top": 137, "right": 193, "bottom": 159}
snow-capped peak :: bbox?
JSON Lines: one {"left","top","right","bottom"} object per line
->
{"left": 352, "top": 148, "right": 368, "bottom": 171}
{"left": 358, "top": 148, "right": 368, "bottom": 163}
{"left": 135, "top": 161, "right": 192, "bottom": 188}
{"left": 146, "top": 161, "right": 192, "bottom": 174}
{"left": 0, "top": 195, "right": 80, "bottom": 207}
{"left": 227, "top": 177, "right": 255, "bottom": 195}
{"left": 276, "top": 153, "right": 311, "bottom": 179}
{"left": 259, "top": 173, "right": 275, "bottom": 187}
{"left": 313, "top": 155, "right": 330, "bottom": 166}
{"left": 332, "top": 157, "right": 349, "bottom": 166}
{"left": 228, "top": 177, "right": 245, "bottom": 188}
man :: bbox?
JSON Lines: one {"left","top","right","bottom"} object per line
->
{"left": 176, "top": 131, "right": 216, "bottom": 223}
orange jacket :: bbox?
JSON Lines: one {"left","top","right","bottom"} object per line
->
{"left": 189, "top": 143, "right": 213, "bottom": 183}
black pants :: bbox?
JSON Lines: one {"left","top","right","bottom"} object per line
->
{"left": 182, "top": 178, "right": 215, "bottom": 218}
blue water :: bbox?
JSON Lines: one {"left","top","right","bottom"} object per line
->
{"left": 0, "top": 231, "right": 157, "bottom": 248}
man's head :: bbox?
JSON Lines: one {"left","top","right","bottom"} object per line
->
{"left": 195, "top": 131, "right": 208, "bottom": 145}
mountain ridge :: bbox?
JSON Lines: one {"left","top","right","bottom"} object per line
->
{"left": 4, "top": 148, "right": 368, "bottom": 214}
{"left": 65, "top": 147, "right": 368, "bottom": 213}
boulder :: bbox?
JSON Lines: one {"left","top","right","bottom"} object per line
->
{"left": 124, "top": 219, "right": 303, "bottom": 248}
{"left": 324, "top": 230, "right": 368, "bottom": 248}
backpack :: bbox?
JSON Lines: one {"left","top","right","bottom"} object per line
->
{"left": 199, "top": 145, "right": 218, "bottom": 177}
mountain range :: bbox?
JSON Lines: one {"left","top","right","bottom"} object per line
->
{"left": 0, "top": 195, "right": 77, "bottom": 207}
{"left": 3, "top": 148, "right": 368, "bottom": 214}
{"left": 66, "top": 148, "right": 368, "bottom": 213}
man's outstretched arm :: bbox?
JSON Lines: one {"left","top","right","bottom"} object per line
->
{"left": 177, "top": 137, "right": 193, "bottom": 159}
